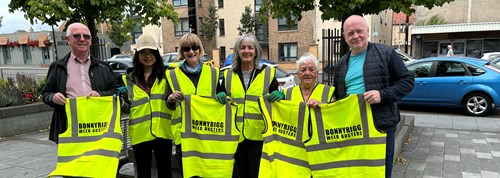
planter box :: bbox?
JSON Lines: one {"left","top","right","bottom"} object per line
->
{"left": 0, "top": 102, "right": 52, "bottom": 137}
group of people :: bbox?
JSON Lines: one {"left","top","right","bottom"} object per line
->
{"left": 42, "top": 14, "right": 414, "bottom": 178}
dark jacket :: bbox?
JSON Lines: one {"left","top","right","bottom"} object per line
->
{"left": 218, "top": 64, "right": 279, "bottom": 94}
{"left": 334, "top": 43, "right": 415, "bottom": 132}
{"left": 42, "top": 53, "right": 117, "bottom": 143}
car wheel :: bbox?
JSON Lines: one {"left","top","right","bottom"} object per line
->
{"left": 462, "top": 93, "right": 492, "bottom": 116}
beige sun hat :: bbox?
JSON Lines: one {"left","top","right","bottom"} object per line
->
{"left": 136, "top": 34, "right": 158, "bottom": 51}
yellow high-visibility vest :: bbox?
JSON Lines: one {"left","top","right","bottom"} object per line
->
{"left": 258, "top": 99, "right": 311, "bottom": 178}
{"left": 306, "top": 94, "right": 386, "bottom": 178}
{"left": 166, "top": 65, "right": 219, "bottom": 145}
{"left": 283, "top": 84, "right": 334, "bottom": 103}
{"left": 178, "top": 95, "right": 239, "bottom": 178}
{"left": 123, "top": 75, "right": 172, "bottom": 146}
{"left": 224, "top": 66, "right": 275, "bottom": 141}
{"left": 50, "top": 96, "right": 122, "bottom": 178}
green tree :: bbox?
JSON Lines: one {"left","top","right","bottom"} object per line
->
{"left": 105, "top": 20, "right": 134, "bottom": 47}
{"left": 9, "top": 0, "right": 178, "bottom": 59}
{"left": 238, "top": 5, "right": 255, "bottom": 35}
{"left": 259, "top": 0, "right": 454, "bottom": 56}
{"left": 199, "top": 4, "right": 218, "bottom": 52}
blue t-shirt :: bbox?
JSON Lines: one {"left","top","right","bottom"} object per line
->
{"left": 346, "top": 51, "right": 367, "bottom": 95}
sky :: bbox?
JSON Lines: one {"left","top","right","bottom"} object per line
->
{"left": 0, "top": 1, "right": 59, "bottom": 34}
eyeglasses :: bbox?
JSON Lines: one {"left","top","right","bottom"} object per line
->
{"left": 72, "top": 34, "right": 92, "bottom": 40}
{"left": 182, "top": 46, "right": 200, "bottom": 52}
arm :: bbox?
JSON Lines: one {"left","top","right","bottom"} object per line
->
{"left": 378, "top": 50, "right": 415, "bottom": 104}
{"left": 42, "top": 62, "right": 61, "bottom": 108}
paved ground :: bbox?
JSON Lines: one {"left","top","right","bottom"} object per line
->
{"left": 1, "top": 110, "right": 499, "bottom": 178}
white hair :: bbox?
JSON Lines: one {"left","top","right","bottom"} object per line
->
{"left": 66, "top": 23, "right": 89, "bottom": 37}
{"left": 296, "top": 52, "right": 319, "bottom": 72}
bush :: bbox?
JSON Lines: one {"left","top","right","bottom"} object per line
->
{"left": 0, "top": 74, "right": 46, "bottom": 107}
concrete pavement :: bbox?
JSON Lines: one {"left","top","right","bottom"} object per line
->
{"left": 1, "top": 111, "right": 499, "bottom": 178}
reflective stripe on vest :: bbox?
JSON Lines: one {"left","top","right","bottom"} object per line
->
{"left": 284, "top": 84, "right": 334, "bottom": 103}
{"left": 258, "top": 99, "right": 311, "bottom": 178}
{"left": 123, "top": 75, "right": 172, "bottom": 146}
{"left": 50, "top": 96, "right": 122, "bottom": 178}
{"left": 166, "top": 65, "right": 219, "bottom": 145}
{"left": 180, "top": 95, "right": 239, "bottom": 178}
{"left": 224, "top": 66, "right": 275, "bottom": 141}
{"left": 306, "top": 94, "right": 386, "bottom": 177}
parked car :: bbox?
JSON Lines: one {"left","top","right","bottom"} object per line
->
{"left": 219, "top": 63, "right": 295, "bottom": 91}
{"left": 162, "top": 52, "right": 180, "bottom": 68}
{"left": 399, "top": 56, "right": 500, "bottom": 116}
{"left": 107, "top": 54, "right": 132, "bottom": 62}
{"left": 481, "top": 52, "right": 500, "bottom": 60}
{"left": 162, "top": 53, "right": 213, "bottom": 68}
{"left": 105, "top": 58, "right": 133, "bottom": 82}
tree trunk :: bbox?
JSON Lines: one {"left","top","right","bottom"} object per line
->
{"left": 86, "top": 18, "right": 100, "bottom": 60}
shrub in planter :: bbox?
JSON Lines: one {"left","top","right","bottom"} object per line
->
{"left": 0, "top": 74, "right": 46, "bottom": 107}
{"left": 0, "top": 78, "right": 24, "bottom": 107}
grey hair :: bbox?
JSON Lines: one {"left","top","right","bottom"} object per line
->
{"left": 231, "top": 34, "right": 262, "bottom": 71}
{"left": 296, "top": 52, "right": 320, "bottom": 72}
{"left": 66, "top": 22, "right": 89, "bottom": 37}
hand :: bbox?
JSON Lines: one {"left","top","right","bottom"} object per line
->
{"left": 307, "top": 99, "right": 321, "bottom": 108}
{"left": 87, "top": 90, "right": 101, "bottom": 97}
{"left": 215, "top": 92, "right": 227, "bottom": 104}
{"left": 364, "top": 90, "right": 381, "bottom": 104}
{"left": 116, "top": 86, "right": 127, "bottom": 96}
{"left": 267, "top": 90, "right": 285, "bottom": 103}
{"left": 52, "top": 92, "right": 66, "bottom": 105}
{"left": 167, "top": 91, "right": 184, "bottom": 103}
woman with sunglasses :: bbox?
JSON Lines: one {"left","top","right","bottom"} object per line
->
{"left": 120, "top": 34, "right": 173, "bottom": 178}
{"left": 165, "top": 33, "right": 221, "bottom": 176}
{"left": 217, "top": 33, "right": 284, "bottom": 178}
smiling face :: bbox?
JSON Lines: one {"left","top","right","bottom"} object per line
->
{"left": 343, "top": 15, "right": 369, "bottom": 55}
{"left": 238, "top": 38, "right": 256, "bottom": 64}
{"left": 66, "top": 23, "right": 91, "bottom": 56}
{"left": 298, "top": 60, "right": 318, "bottom": 86}
{"left": 138, "top": 49, "right": 156, "bottom": 68}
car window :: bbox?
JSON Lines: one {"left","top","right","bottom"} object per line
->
{"left": 490, "top": 54, "right": 500, "bottom": 60}
{"left": 464, "top": 64, "right": 486, "bottom": 76}
{"left": 436, "top": 61, "right": 466, "bottom": 77}
{"left": 407, "top": 62, "right": 432, "bottom": 78}
{"left": 275, "top": 67, "right": 288, "bottom": 78}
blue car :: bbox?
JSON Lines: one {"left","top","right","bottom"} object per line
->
{"left": 399, "top": 57, "right": 500, "bottom": 116}
{"left": 223, "top": 54, "right": 275, "bottom": 67}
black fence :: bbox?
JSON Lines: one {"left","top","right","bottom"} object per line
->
{"left": 321, "top": 28, "right": 342, "bottom": 85}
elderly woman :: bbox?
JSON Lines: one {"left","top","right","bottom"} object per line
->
{"left": 217, "top": 33, "right": 284, "bottom": 178}
{"left": 283, "top": 52, "right": 335, "bottom": 106}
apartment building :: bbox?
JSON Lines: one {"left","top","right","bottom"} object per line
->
{"left": 411, "top": 0, "right": 500, "bottom": 59}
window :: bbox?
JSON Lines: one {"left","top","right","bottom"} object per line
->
{"left": 436, "top": 61, "right": 466, "bottom": 77}
{"left": 407, "top": 62, "right": 432, "bottom": 78}
{"left": 255, "top": 0, "right": 262, "bottom": 12}
{"left": 2, "top": 46, "right": 11, "bottom": 65}
{"left": 199, "top": 17, "right": 203, "bottom": 34}
{"left": 278, "top": 43, "right": 298, "bottom": 61}
{"left": 422, "top": 42, "right": 438, "bottom": 58}
{"left": 465, "top": 40, "right": 482, "bottom": 58}
{"left": 22, "top": 45, "right": 32, "bottom": 64}
{"left": 173, "top": 0, "right": 188, "bottom": 6}
{"left": 483, "top": 39, "right": 500, "bottom": 53}
{"left": 42, "top": 47, "right": 51, "bottom": 64}
{"left": 439, "top": 43, "right": 450, "bottom": 55}
{"left": 220, "top": 46, "right": 226, "bottom": 65}
{"left": 218, "top": 0, "right": 223, "bottom": 8}
{"left": 465, "top": 64, "right": 486, "bottom": 76}
{"left": 278, "top": 16, "right": 297, "bottom": 31}
{"left": 453, "top": 42, "right": 465, "bottom": 55}
{"left": 175, "top": 18, "right": 190, "bottom": 37}
{"left": 198, "top": 0, "right": 202, "bottom": 6}
{"left": 255, "top": 24, "right": 264, "bottom": 41}
{"left": 219, "top": 19, "right": 225, "bottom": 36}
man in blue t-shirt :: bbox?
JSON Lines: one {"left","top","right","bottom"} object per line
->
{"left": 333, "top": 15, "right": 415, "bottom": 178}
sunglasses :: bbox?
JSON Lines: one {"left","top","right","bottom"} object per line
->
{"left": 182, "top": 46, "right": 200, "bottom": 52}
{"left": 72, "top": 34, "right": 92, "bottom": 40}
